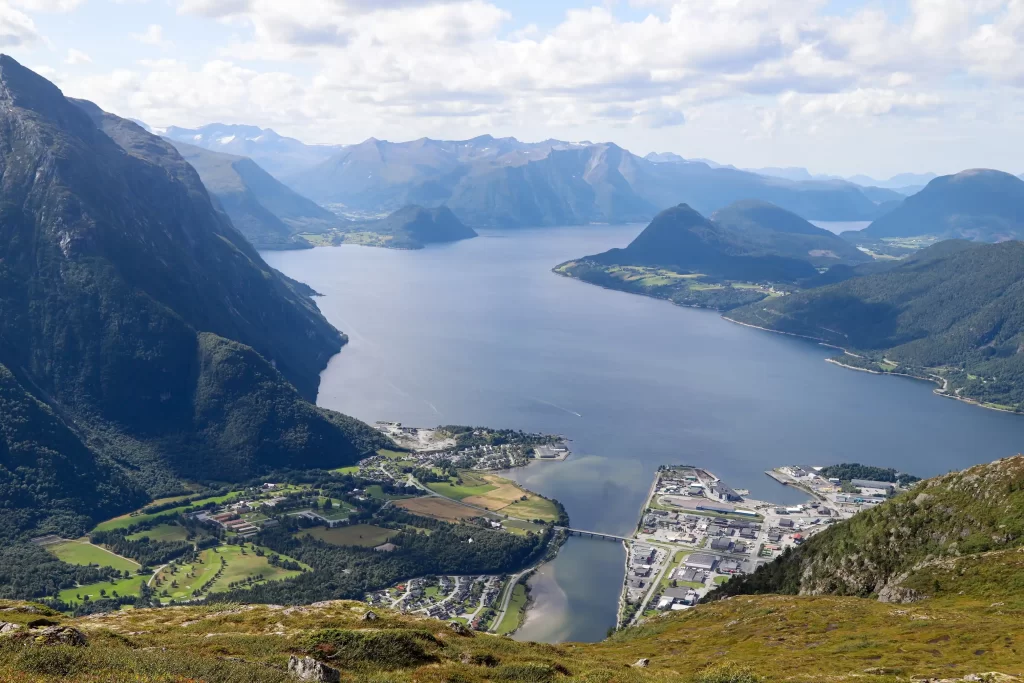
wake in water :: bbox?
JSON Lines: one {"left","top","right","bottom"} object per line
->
{"left": 529, "top": 397, "right": 582, "bottom": 418}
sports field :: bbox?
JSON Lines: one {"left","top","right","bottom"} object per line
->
{"left": 150, "top": 545, "right": 306, "bottom": 601}
{"left": 46, "top": 541, "right": 139, "bottom": 572}
{"left": 300, "top": 524, "right": 396, "bottom": 547}
{"left": 58, "top": 575, "right": 147, "bottom": 605}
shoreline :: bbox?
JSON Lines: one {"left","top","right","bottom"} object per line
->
{"left": 723, "top": 316, "right": 1022, "bottom": 417}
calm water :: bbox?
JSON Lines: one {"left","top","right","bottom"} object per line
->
{"left": 811, "top": 220, "right": 871, "bottom": 234}
{"left": 263, "top": 225, "right": 1024, "bottom": 643}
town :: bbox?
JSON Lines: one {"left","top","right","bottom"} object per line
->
{"left": 617, "top": 464, "right": 912, "bottom": 625}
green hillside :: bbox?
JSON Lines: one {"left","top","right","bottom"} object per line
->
{"left": 170, "top": 140, "right": 341, "bottom": 250}
{"left": 0, "top": 56, "right": 387, "bottom": 548}
{"left": 861, "top": 169, "right": 1024, "bottom": 241}
{"left": 727, "top": 239, "right": 1024, "bottom": 410}
{"left": 711, "top": 455, "right": 1024, "bottom": 604}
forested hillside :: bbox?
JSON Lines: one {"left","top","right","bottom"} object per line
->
{"left": 0, "top": 56, "right": 386, "bottom": 544}
{"left": 728, "top": 240, "right": 1024, "bottom": 410}
{"left": 710, "top": 456, "right": 1024, "bottom": 605}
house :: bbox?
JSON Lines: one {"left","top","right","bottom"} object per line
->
{"left": 767, "top": 531, "right": 782, "bottom": 542}
{"left": 374, "top": 543, "right": 398, "bottom": 552}
{"left": 687, "top": 485, "right": 704, "bottom": 496}
{"left": 716, "top": 561, "right": 741, "bottom": 577}
{"left": 632, "top": 567, "right": 651, "bottom": 578}
{"left": 684, "top": 553, "right": 718, "bottom": 570}
{"left": 710, "top": 537, "right": 733, "bottom": 552}
{"left": 739, "top": 528, "right": 757, "bottom": 540}
{"left": 627, "top": 578, "right": 646, "bottom": 589}
{"left": 778, "top": 519, "right": 794, "bottom": 528}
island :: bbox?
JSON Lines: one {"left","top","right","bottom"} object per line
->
{"left": 299, "top": 205, "right": 478, "bottom": 250}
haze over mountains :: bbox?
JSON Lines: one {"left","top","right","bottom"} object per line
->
{"left": 168, "top": 140, "right": 342, "bottom": 250}
{"left": 857, "top": 169, "right": 1024, "bottom": 241}
{"left": 0, "top": 56, "right": 384, "bottom": 542}
{"left": 162, "top": 123, "right": 340, "bottom": 178}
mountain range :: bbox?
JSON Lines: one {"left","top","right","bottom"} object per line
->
{"left": 168, "top": 140, "right": 342, "bottom": 250}
{"left": 645, "top": 153, "right": 936, "bottom": 195}
{"left": 286, "top": 137, "right": 896, "bottom": 227}
{"left": 162, "top": 123, "right": 340, "bottom": 178}
{"left": 854, "top": 169, "right": 1024, "bottom": 242}
{"left": 0, "top": 56, "right": 385, "bottom": 542}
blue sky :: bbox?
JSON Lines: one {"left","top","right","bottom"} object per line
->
{"left": 3, "top": 0, "right": 1024, "bottom": 179}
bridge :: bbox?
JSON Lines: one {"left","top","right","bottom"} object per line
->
{"left": 556, "top": 527, "right": 632, "bottom": 543}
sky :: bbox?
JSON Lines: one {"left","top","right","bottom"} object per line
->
{"left": 2, "top": 0, "right": 1023, "bottom": 179}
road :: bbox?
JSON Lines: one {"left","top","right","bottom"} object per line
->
{"left": 488, "top": 570, "right": 530, "bottom": 634}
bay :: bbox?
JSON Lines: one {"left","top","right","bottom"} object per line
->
{"left": 263, "top": 225, "right": 1024, "bottom": 643}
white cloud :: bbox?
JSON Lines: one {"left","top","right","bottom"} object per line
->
{"left": 131, "top": 24, "right": 172, "bottom": 48}
{"left": 64, "top": 47, "right": 91, "bottom": 64}
{"left": 10, "top": 0, "right": 83, "bottom": 10}
{"left": 37, "top": 0, "right": 1024, "bottom": 175}
{"left": 0, "top": 2, "right": 40, "bottom": 47}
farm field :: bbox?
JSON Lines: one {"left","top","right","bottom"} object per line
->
{"left": 126, "top": 524, "right": 190, "bottom": 543}
{"left": 395, "top": 497, "right": 481, "bottom": 522}
{"left": 299, "top": 524, "right": 396, "bottom": 547}
{"left": 433, "top": 472, "right": 560, "bottom": 522}
{"left": 46, "top": 541, "right": 139, "bottom": 572}
{"left": 427, "top": 471, "right": 497, "bottom": 500}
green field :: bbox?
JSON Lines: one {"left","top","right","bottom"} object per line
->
{"left": 427, "top": 471, "right": 497, "bottom": 500}
{"left": 299, "top": 524, "right": 396, "bottom": 548}
{"left": 332, "top": 465, "right": 361, "bottom": 475}
{"left": 501, "top": 496, "right": 559, "bottom": 522}
{"left": 364, "top": 485, "right": 416, "bottom": 501}
{"left": 150, "top": 545, "right": 306, "bottom": 601}
{"left": 379, "top": 449, "right": 408, "bottom": 460}
{"left": 47, "top": 541, "right": 139, "bottom": 572}
{"left": 58, "top": 574, "right": 147, "bottom": 605}
{"left": 126, "top": 524, "right": 190, "bottom": 543}
{"left": 92, "top": 493, "right": 243, "bottom": 532}
{"left": 495, "top": 583, "right": 528, "bottom": 635}
{"left": 714, "top": 575, "right": 731, "bottom": 584}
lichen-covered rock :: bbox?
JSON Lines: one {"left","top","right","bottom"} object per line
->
{"left": 0, "top": 622, "right": 21, "bottom": 635}
{"left": 34, "top": 626, "right": 87, "bottom": 647}
{"left": 288, "top": 655, "right": 341, "bottom": 683}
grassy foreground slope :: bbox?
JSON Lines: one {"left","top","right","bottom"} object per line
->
{"left": 0, "top": 593, "right": 1021, "bottom": 682}
{"left": 5, "top": 459, "right": 1024, "bottom": 680}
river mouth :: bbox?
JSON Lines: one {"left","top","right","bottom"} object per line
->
{"left": 263, "top": 225, "right": 1024, "bottom": 643}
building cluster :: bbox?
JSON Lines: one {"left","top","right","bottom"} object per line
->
{"left": 366, "top": 575, "right": 501, "bottom": 630}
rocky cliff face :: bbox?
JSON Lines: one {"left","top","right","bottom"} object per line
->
{"left": 0, "top": 55, "right": 385, "bottom": 539}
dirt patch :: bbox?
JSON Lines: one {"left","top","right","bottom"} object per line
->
{"left": 396, "top": 498, "right": 479, "bottom": 521}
